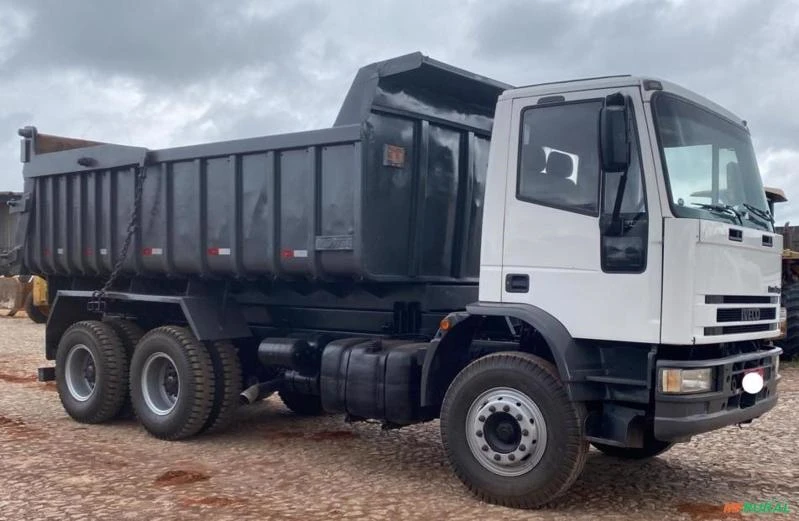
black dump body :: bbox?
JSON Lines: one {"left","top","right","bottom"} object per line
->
{"left": 8, "top": 53, "right": 510, "bottom": 337}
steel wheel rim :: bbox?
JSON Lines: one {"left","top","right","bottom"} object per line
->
{"left": 64, "top": 344, "right": 97, "bottom": 402}
{"left": 141, "top": 352, "right": 180, "bottom": 416}
{"left": 465, "top": 386, "right": 547, "bottom": 477}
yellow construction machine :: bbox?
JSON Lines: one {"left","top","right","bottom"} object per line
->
{"left": 2, "top": 274, "right": 49, "bottom": 323}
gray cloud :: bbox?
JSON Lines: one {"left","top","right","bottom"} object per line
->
{"left": 0, "top": 1, "right": 327, "bottom": 86}
{"left": 0, "top": 0, "right": 797, "bottom": 222}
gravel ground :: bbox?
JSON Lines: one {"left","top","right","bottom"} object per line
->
{"left": 0, "top": 315, "right": 797, "bottom": 521}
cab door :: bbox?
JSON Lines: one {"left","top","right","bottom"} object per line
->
{"left": 501, "top": 87, "right": 662, "bottom": 343}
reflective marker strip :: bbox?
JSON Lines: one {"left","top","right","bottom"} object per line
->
{"left": 142, "top": 247, "right": 163, "bottom": 256}
{"left": 100, "top": 248, "right": 108, "bottom": 255}
{"left": 57, "top": 248, "right": 64, "bottom": 255}
{"left": 207, "top": 247, "right": 231, "bottom": 256}
{"left": 280, "top": 249, "right": 309, "bottom": 259}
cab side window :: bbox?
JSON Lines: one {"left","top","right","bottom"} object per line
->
{"left": 517, "top": 101, "right": 602, "bottom": 215}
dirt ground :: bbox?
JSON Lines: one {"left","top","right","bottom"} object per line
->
{"left": 0, "top": 315, "right": 797, "bottom": 521}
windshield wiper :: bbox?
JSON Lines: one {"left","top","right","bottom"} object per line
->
{"left": 691, "top": 202, "right": 743, "bottom": 225}
{"left": 742, "top": 203, "right": 774, "bottom": 225}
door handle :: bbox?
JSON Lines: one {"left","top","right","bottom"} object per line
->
{"left": 505, "top": 274, "right": 529, "bottom": 293}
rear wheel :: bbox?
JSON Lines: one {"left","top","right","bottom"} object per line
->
{"left": 782, "top": 282, "right": 799, "bottom": 359}
{"left": 200, "top": 341, "right": 242, "bottom": 434}
{"left": 129, "top": 326, "right": 215, "bottom": 440}
{"left": 24, "top": 293, "right": 48, "bottom": 324}
{"left": 440, "top": 352, "right": 587, "bottom": 509}
{"left": 104, "top": 319, "right": 145, "bottom": 418}
{"left": 591, "top": 434, "right": 673, "bottom": 460}
{"left": 55, "top": 321, "right": 129, "bottom": 423}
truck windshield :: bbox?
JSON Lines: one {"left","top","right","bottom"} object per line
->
{"left": 653, "top": 93, "right": 772, "bottom": 232}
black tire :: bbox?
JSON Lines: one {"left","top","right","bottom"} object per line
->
{"left": 781, "top": 282, "right": 799, "bottom": 360}
{"left": 55, "top": 321, "right": 129, "bottom": 424}
{"left": 104, "top": 319, "right": 145, "bottom": 419}
{"left": 278, "top": 388, "right": 324, "bottom": 416}
{"left": 24, "top": 293, "right": 48, "bottom": 324}
{"left": 129, "top": 326, "right": 215, "bottom": 440}
{"left": 591, "top": 434, "right": 673, "bottom": 460}
{"left": 104, "top": 319, "right": 144, "bottom": 358}
{"left": 440, "top": 352, "right": 587, "bottom": 509}
{"left": 200, "top": 341, "right": 242, "bottom": 434}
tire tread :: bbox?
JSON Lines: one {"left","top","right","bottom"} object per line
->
{"left": 201, "top": 341, "right": 242, "bottom": 434}
{"left": 131, "top": 326, "right": 215, "bottom": 440}
{"left": 56, "top": 320, "right": 128, "bottom": 424}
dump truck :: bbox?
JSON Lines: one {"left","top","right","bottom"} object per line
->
{"left": 2, "top": 53, "right": 782, "bottom": 508}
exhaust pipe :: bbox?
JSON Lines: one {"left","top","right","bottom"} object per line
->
{"left": 239, "top": 379, "right": 282, "bottom": 405}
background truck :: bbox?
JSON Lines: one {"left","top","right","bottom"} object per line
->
{"left": 2, "top": 53, "right": 782, "bottom": 508}
{"left": 764, "top": 186, "right": 799, "bottom": 359}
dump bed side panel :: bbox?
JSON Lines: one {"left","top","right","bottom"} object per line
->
{"left": 22, "top": 127, "right": 363, "bottom": 281}
{"left": 13, "top": 53, "right": 506, "bottom": 285}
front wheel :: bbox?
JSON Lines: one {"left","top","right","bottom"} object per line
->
{"left": 440, "top": 352, "right": 587, "bottom": 509}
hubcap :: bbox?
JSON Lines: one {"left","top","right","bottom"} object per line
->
{"left": 465, "top": 387, "right": 547, "bottom": 476}
{"left": 64, "top": 344, "right": 97, "bottom": 402}
{"left": 141, "top": 353, "right": 180, "bottom": 416}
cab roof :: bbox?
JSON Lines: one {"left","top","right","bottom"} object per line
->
{"left": 501, "top": 75, "right": 747, "bottom": 130}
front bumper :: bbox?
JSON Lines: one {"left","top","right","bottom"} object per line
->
{"left": 654, "top": 347, "right": 781, "bottom": 441}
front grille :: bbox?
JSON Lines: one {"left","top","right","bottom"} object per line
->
{"left": 716, "top": 307, "right": 777, "bottom": 323}
{"left": 705, "top": 295, "right": 778, "bottom": 304}
{"left": 704, "top": 323, "right": 778, "bottom": 336}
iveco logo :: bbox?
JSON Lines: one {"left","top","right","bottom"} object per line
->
{"left": 741, "top": 308, "right": 761, "bottom": 321}
{"left": 768, "top": 285, "right": 781, "bottom": 294}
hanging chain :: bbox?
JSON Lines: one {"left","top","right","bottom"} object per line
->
{"left": 88, "top": 164, "right": 147, "bottom": 313}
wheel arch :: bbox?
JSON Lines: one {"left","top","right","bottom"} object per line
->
{"left": 45, "top": 290, "right": 252, "bottom": 360}
{"left": 420, "top": 302, "right": 594, "bottom": 409}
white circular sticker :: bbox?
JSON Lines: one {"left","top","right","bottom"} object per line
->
{"left": 741, "top": 372, "right": 764, "bottom": 395}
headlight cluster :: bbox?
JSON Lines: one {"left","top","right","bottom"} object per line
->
{"left": 659, "top": 367, "right": 714, "bottom": 394}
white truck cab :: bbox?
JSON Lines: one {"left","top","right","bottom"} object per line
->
{"left": 481, "top": 76, "right": 781, "bottom": 346}
{"left": 446, "top": 75, "right": 782, "bottom": 504}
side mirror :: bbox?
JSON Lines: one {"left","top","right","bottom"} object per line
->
{"left": 600, "top": 94, "right": 630, "bottom": 172}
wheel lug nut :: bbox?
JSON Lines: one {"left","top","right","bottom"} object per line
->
{"left": 478, "top": 415, "right": 486, "bottom": 422}
{"left": 488, "top": 406, "right": 496, "bottom": 413}
{"left": 515, "top": 414, "right": 522, "bottom": 421}
{"left": 522, "top": 429, "right": 529, "bottom": 436}
{"left": 476, "top": 430, "right": 483, "bottom": 437}
{"left": 503, "top": 405, "right": 510, "bottom": 412}
{"left": 508, "top": 454, "right": 516, "bottom": 461}
{"left": 519, "top": 444, "right": 527, "bottom": 452}
{"left": 493, "top": 454, "right": 501, "bottom": 461}
{"left": 481, "top": 445, "right": 489, "bottom": 452}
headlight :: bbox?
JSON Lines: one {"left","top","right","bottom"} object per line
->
{"left": 660, "top": 367, "right": 714, "bottom": 394}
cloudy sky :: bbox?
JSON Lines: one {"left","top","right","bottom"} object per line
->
{"left": 1, "top": 0, "right": 797, "bottom": 221}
